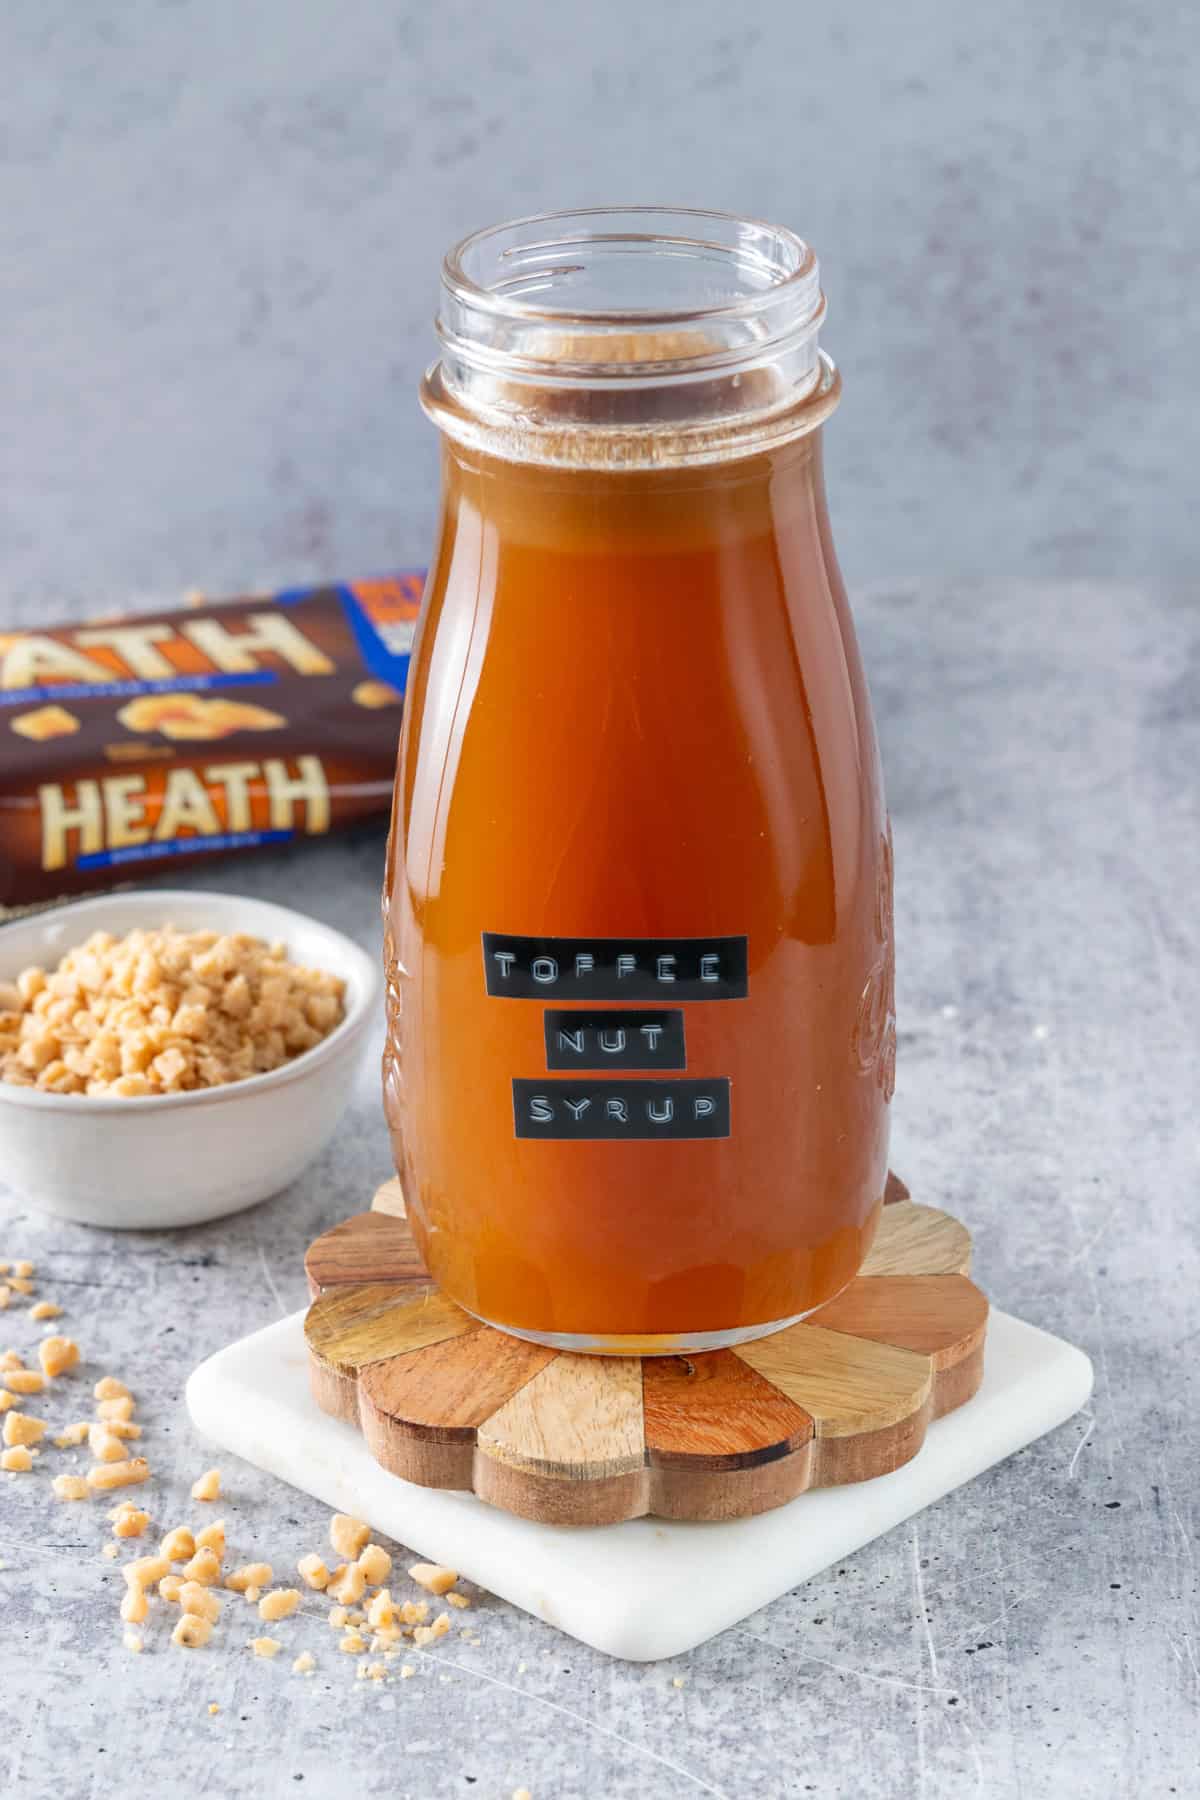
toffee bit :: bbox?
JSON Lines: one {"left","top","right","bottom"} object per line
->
{"left": 408, "top": 1563, "right": 458, "bottom": 1596}
{"left": 191, "top": 1468, "right": 221, "bottom": 1502}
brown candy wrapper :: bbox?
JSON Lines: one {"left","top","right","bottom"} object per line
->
{"left": 0, "top": 574, "right": 424, "bottom": 916}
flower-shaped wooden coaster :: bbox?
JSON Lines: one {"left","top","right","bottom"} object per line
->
{"left": 303, "top": 1174, "right": 987, "bottom": 1526}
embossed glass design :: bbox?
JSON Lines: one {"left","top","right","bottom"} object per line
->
{"left": 383, "top": 208, "right": 894, "bottom": 1353}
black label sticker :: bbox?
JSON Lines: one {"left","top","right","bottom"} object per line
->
{"left": 543, "top": 1009, "right": 686, "bottom": 1071}
{"left": 513, "top": 1078, "right": 730, "bottom": 1140}
{"left": 483, "top": 934, "right": 748, "bottom": 1000}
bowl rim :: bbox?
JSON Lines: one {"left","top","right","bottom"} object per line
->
{"left": 0, "top": 889, "right": 380, "bottom": 1115}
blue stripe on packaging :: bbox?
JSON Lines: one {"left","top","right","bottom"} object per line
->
{"left": 0, "top": 671, "right": 278, "bottom": 708}
{"left": 77, "top": 830, "right": 294, "bottom": 871}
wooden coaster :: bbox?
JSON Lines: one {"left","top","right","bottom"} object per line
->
{"left": 303, "top": 1173, "right": 987, "bottom": 1526}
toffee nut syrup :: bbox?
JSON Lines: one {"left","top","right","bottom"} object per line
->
{"left": 384, "top": 209, "right": 895, "bottom": 1353}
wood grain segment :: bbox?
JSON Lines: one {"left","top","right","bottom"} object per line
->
{"left": 477, "top": 1352, "right": 645, "bottom": 1482}
{"left": 930, "top": 1343, "right": 986, "bottom": 1420}
{"left": 305, "top": 1281, "right": 432, "bottom": 1370}
{"left": 810, "top": 1401, "right": 934, "bottom": 1486}
{"left": 859, "top": 1200, "right": 973, "bottom": 1278}
{"left": 360, "top": 1325, "right": 554, "bottom": 1439}
{"left": 648, "top": 1441, "right": 815, "bottom": 1522}
{"left": 473, "top": 1459, "right": 648, "bottom": 1528}
{"left": 305, "top": 1280, "right": 477, "bottom": 1424}
{"left": 307, "top": 1357, "right": 363, "bottom": 1427}
{"left": 734, "top": 1323, "right": 932, "bottom": 1438}
{"left": 305, "top": 1283, "right": 474, "bottom": 1379}
{"left": 305, "top": 1210, "right": 427, "bottom": 1299}
{"left": 811, "top": 1273, "right": 988, "bottom": 1370}
{"left": 359, "top": 1327, "right": 555, "bottom": 1490}
{"left": 372, "top": 1177, "right": 406, "bottom": 1219}
{"left": 642, "top": 1351, "right": 813, "bottom": 1471}
{"left": 303, "top": 1173, "right": 988, "bottom": 1524}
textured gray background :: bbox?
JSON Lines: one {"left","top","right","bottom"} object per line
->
{"left": 3, "top": 4, "right": 1199, "bottom": 1797}
{"left": 4, "top": 0, "right": 1200, "bottom": 605}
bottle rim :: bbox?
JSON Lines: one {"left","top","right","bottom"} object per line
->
{"left": 427, "top": 206, "right": 834, "bottom": 467}
{"left": 441, "top": 205, "right": 822, "bottom": 332}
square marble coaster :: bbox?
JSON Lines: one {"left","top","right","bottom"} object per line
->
{"left": 186, "top": 1308, "right": 1091, "bottom": 1661}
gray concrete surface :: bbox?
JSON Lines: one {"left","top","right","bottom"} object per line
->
{"left": 4, "top": 1, "right": 1200, "bottom": 608}
{"left": 4, "top": 7, "right": 1199, "bottom": 1789}
{"left": 0, "top": 579, "right": 1195, "bottom": 1799}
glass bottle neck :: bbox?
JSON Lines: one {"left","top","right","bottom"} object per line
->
{"left": 423, "top": 208, "right": 838, "bottom": 471}
{"left": 436, "top": 426, "right": 833, "bottom": 558}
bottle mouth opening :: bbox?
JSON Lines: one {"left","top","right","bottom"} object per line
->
{"left": 428, "top": 207, "right": 833, "bottom": 466}
{"left": 444, "top": 205, "right": 820, "bottom": 329}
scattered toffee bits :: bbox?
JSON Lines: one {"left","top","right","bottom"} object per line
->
{"left": 93, "top": 1477, "right": 485, "bottom": 1673}
{"left": 226, "top": 1561, "right": 273, "bottom": 1593}
{"left": 40, "top": 1336, "right": 80, "bottom": 1378}
{"left": 88, "top": 1457, "right": 150, "bottom": 1492}
{"left": 258, "top": 1588, "right": 301, "bottom": 1623}
{"left": 3, "top": 1412, "right": 47, "bottom": 1447}
{"left": 296, "top": 1553, "right": 330, "bottom": 1590}
{"left": 173, "top": 1614, "right": 213, "bottom": 1649}
{"left": 0, "top": 926, "right": 345, "bottom": 1097}
{"left": 0, "top": 1265, "right": 464, "bottom": 1679}
{"left": 112, "top": 1504, "right": 151, "bottom": 1538}
{"left": 329, "top": 1514, "right": 371, "bottom": 1559}
{"left": 408, "top": 1562, "right": 458, "bottom": 1596}
{"left": 5, "top": 1370, "right": 46, "bottom": 1395}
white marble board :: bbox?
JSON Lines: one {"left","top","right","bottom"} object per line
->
{"left": 186, "top": 1308, "right": 1092, "bottom": 1662}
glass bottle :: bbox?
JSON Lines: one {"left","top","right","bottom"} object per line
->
{"left": 383, "top": 208, "right": 895, "bottom": 1354}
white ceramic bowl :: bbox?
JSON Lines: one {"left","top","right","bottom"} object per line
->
{"left": 0, "top": 890, "right": 380, "bottom": 1230}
